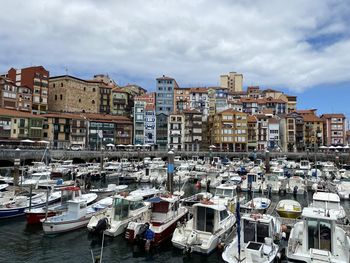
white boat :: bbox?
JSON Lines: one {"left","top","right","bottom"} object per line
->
{"left": 42, "top": 197, "right": 112, "bottom": 234}
{"left": 337, "top": 179, "right": 350, "bottom": 199}
{"left": 262, "top": 174, "right": 284, "bottom": 193}
{"left": 25, "top": 186, "right": 98, "bottom": 224}
{"left": 22, "top": 171, "right": 55, "bottom": 187}
{"left": 172, "top": 201, "right": 235, "bottom": 254}
{"left": 287, "top": 176, "right": 306, "bottom": 194}
{"left": 125, "top": 194, "right": 188, "bottom": 247}
{"left": 87, "top": 193, "right": 150, "bottom": 237}
{"left": 241, "top": 197, "right": 271, "bottom": 214}
{"left": 241, "top": 173, "right": 262, "bottom": 192}
{"left": 222, "top": 213, "right": 282, "bottom": 263}
{"left": 299, "top": 160, "right": 311, "bottom": 170}
{"left": 90, "top": 184, "right": 128, "bottom": 195}
{"left": 310, "top": 192, "right": 346, "bottom": 220}
{"left": 287, "top": 206, "right": 350, "bottom": 263}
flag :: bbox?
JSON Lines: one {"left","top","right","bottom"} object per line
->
{"left": 236, "top": 200, "right": 241, "bottom": 261}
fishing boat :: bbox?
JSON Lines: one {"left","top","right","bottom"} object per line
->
{"left": 240, "top": 197, "right": 271, "bottom": 214}
{"left": 42, "top": 197, "right": 112, "bottom": 235}
{"left": 276, "top": 199, "right": 302, "bottom": 219}
{"left": 171, "top": 200, "right": 235, "bottom": 254}
{"left": 0, "top": 191, "right": 61, "bottom": 219}
{"left": 310, "top": 192, "right": 346, "bottom": 220}
{"left": 125, "top": 194, "right": 188, "bottom": 247}
{"left": 287, "top": 206, "right": 350, "bottom": 263}
{"left": 241, "top": 173, "right": 263, "bottom": 192}
{"left": 87, "top": 193, "right": 150, "bottom": 237}
{"left": 222, "top": 213, "right": 283, "bottom": 263}
{"left": 25, "top": 186, "right": 97, "bottom": 224}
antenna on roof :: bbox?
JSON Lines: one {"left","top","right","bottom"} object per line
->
{"left": 65, "top": 67, "right": 69, "bottom": 76}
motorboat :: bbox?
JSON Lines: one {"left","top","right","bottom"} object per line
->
{"left": 87, "top": 193, "right": 150, "bottom": 237}
{"left": 42, "top": 197, "right": 112, "bottom": 234}
{"left": 310, "top": 192, "right": 346, "bottom": 220}
{"left": 212, "top": 183, "right": 239, "bottom": 206}
{"left": 240, "top": 197, "right": 271, "bottom": 214}
{"left": 125, "top": 194, "right": 188, "bottom": 247}
{"left": 172, "top": 200, "right": 235, "bottom": 254}
{"left": 287, "top": 206, "right": 350, "bottom": 263}
{"left": 276, "top": 199, "right": 302, "bottom": 219}
{"left": 25, "top": 186, "right": 97, "bottom": 224}
{"left": 287, "top": 176, "right": 306, "bottom": 194}
{"left": 337, "top": 179, "right": 350, "bottom": 199}
{"left": 222, "top": 213, "right": 282, "bottom": 263}
{"left": 299, "top": 160, "right": 311, "bottom": 171}
{"left": 0, "top": 191, "right": 61, "bottom": 219}
{"left": 22, "top": 171, "right": 53, "bottom": 186}
{"left": 262, "top": 174, "right": 284, "bottom": 194}
{"left": 90, "top": 184, "right": 128, "bottom": 195}
{"left": 180, "top": 192, "right": 213, "bottom": 214}
{"left": 241, "top": 173, "right": 263, "bottom": 192}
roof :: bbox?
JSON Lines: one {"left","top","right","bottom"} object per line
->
{"left": 247, "top": 115, "right": 257, "bottom": 122}
{"left": 320, "top": 113, "right": 346, "bottom": 119}
{"left": 0, "top": 108, "right": 44, "bottom": 119}
{"left": 218, "top": 108, "right": 246, "bottom": 115}
{"left": 189, "top": 87, "right": 208, "bottom": 93}
{"left": 193, "top": 202, "right": 226, "bottom": 211}
{"left": 302, "top": 114, "right": 323, "bottom": 122}
{"left": 268, "top": 118, "right": 279, "bottom": 124}
{"left": 312, "top": 192, "right": 340, "bottom": 202}
{"left": 156, "top": 75, "right": 175, "bottom": 80}
{"left": 295, "top": 109, "right": 317, "bottom": 115}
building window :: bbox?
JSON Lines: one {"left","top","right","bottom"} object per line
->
{"left": 53, "top": 84, "right": 55, "bottom": 88}
{"left": 61, "top": 83, "right": 63, "bottom": 87}
{"left": 93, "top": 88, "right": 96, "bottom": 92}
{"left": 84, "top": 87, "right": 86, "bottom": 91}
{"left": 92, "top": 100, "right": 95, "bottom": 104}
{"left": 60, "top": 94, "right": 63, "bottom": 100}
{"left": 79, "top": 99, "right": 81, "bottom": 103}
{"left": 13, "top": 129, "right": 16, "bottom": 134}
{"left": 55, "top": 95, "right": 57, "bottom": 101}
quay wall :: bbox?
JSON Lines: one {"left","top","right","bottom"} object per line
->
{"left": 0, "top": 149, "right": 349, "bottom": 165}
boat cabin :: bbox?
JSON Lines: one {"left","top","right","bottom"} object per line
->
{"left": 241, "top": 214, "right": 275, "bottom": 245}
{"left": 214, "top": 185, "right": 236, "bottom": 199}
{"left": 312, "top": 192, "right": 341, "bottom": 211}
{"left": 112, "top": 195, "right": 145, "bottom": 221}
{"left": 147, "top": 195, "right": 180, "bottom": 226}
{"left": 60, "top": 186, "right": 82, "bottom": 204}
{"left": 299, "top": 160, "right": 310, "bottom": 170}
{"left": 192, "top": 203, "right": 229, "bottom": 234}
{"left": 300, "top": 207, "right": 336, "bottom": 254}
{"left": 66, "top": 199, "right": 87, "bottom": 219}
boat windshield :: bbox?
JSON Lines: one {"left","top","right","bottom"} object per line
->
{"left": 113, "top": 198, "right": 130, "bottom": 220}
{"left": 215, "top": 188, "right": 234, "bottom": 198}
{"left": 267, "top": 175, "right": 278, "bottom": 181}
{"left": 313, "top": 200, "right": 339, "bottom": 210}
{"left": 130, "top": 200, "right": 144, "bottom": 211}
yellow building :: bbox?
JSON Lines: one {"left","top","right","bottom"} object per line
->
{"left": 220, "top": 72, "right": 243, "bottom": 92}
{"left": 296, "top": 110, "right": 324, "bottom": 150}
{"left": 209, "top": 109, "right": 247, "bottom": 151}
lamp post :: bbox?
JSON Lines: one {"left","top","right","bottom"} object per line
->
{"left": 14, "top": 148, "right": 21, "bottom": 186}
{"left": 265, "top": 149, "right": 270, "bottom": 173}
{"left": 167, "top": 149, "right": 174, "bottom": 194}
{"left": 209, "top": 145, "right": 213, "bottom": 165}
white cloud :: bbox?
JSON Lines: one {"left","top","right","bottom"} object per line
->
{"left": 0, "top": 0, "right": 349, "bottom": 91}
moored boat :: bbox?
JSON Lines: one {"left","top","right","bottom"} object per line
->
{"left": 276, "top": 199, "right": 302, "bottom": 219}
{"left": 240, "top": 197, "right": 271, "bottom": 214}
{"left": 172, "top": 200, "right": 235, "bottom": 254}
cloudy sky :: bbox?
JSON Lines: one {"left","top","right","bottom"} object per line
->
{"left": 0, "top": 0, "right": 349, "bottom": 116}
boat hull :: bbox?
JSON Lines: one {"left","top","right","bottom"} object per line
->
{"left": 276, "top": 210, "right": 301, "bottom": 219}
{"left": 42, "top": 216, "right": 91, "bottom": 234}
{"left": 25, "top": 211, "right": 57, "bottom": 224}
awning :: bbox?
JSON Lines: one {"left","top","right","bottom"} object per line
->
{"left": 21, "top": 139, "right": 35, "bottom": 143}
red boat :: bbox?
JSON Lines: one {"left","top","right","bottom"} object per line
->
{"left": 125, "top": 194, "right": 188, "bottom": 247}
{"left": 25, "top": 186, "right": 97, "bottom": 224}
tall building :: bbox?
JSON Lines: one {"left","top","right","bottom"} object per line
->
{"left": 247, "top": 115, "right": 258, "bottom": 151}
{"left": 189, "top": 87, "right": 209, "bottom": 121}
{"left": 7, "top": 66, "right": 49, "bottom": 114}
{"left": 280, "top": 112, "right": 304, "bottom": 152}
{"left": 220, "top": 71, "right": 243, "bottom": 92}
{"left": 183, "top": 110, "right": 202, "bottom": 151}
{"left": 111, "top": 89, "right": 131, "bottom": 116}
{"left": 321, "top": 113, "right": 346, "bottom": 146}
{"left": 156, "top": 75, "right": 178, "bottom": 115}
{"left": 133, "top": 100, "right": 146, "bottom": 145}
{"left": 173, "top": 87, "right": 190, "bottom": 113}
{"left": 209, "top": 109, "right": 248, "bottom": 151}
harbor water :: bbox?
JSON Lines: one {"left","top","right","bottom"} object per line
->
{"left": 1, "top": 178, "right": 350, "bottom": 263}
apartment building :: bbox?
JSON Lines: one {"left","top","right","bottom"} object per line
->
{"left": 209, "top": 109, "right": 248, "bottom": 151}
{"left": 7, "top": 66, "right": 49, "bottom": 114}
{"left": 220, "top": 72, "right": 243, "bottom": 92}
{"left": 247, "top": 115, "right": 258, "bottom": 151}
{"left": 173, "top": 87, "right": 190, "bottom": 113}
{"left": 183, "top": 110, "right": 202, "bottom": 151}
{"left": 268, "top": 117, "right": 280, "bottom": 150}
{"left": 296, "top": 110, "right": 324, "bottom": 150}
{"left": 156, "top": 113, "right": 168, "bottom": 150}
{"left": 280, "top": 112, "right": 304, "bottom": 152}
{"left": 111, "top": 89, "right": 131, "bottom": 116}
{"left": 321, "top": 113, "right": 346, "bottom": 146}
{"left": 189, "top": 87, "right": 209, "bottom": 121}
{"left": 0, "top": 77, "right": 18, "bottom": 110}
{"left": 156, "top": 75, "right": 178, "bottom": 115}
{"left": 168, "top": 113, "right": 184, "bottom": 151}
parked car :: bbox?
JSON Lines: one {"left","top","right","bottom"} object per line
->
{"left": 70, "top": 145, "right": 83, "bottom": 151}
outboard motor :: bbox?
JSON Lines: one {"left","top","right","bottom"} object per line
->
{"left": 136, "top": 223, "right": 148, "bottom": 241}
{"left": 293, "top": 186, "right": 298, "bottom": 196}
{"left": 93, "top": 217, "right": 109, "bottom": 235}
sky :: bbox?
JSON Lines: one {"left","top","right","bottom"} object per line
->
{"left": 0, "top": 0, "right": 349, "bottom": 117}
